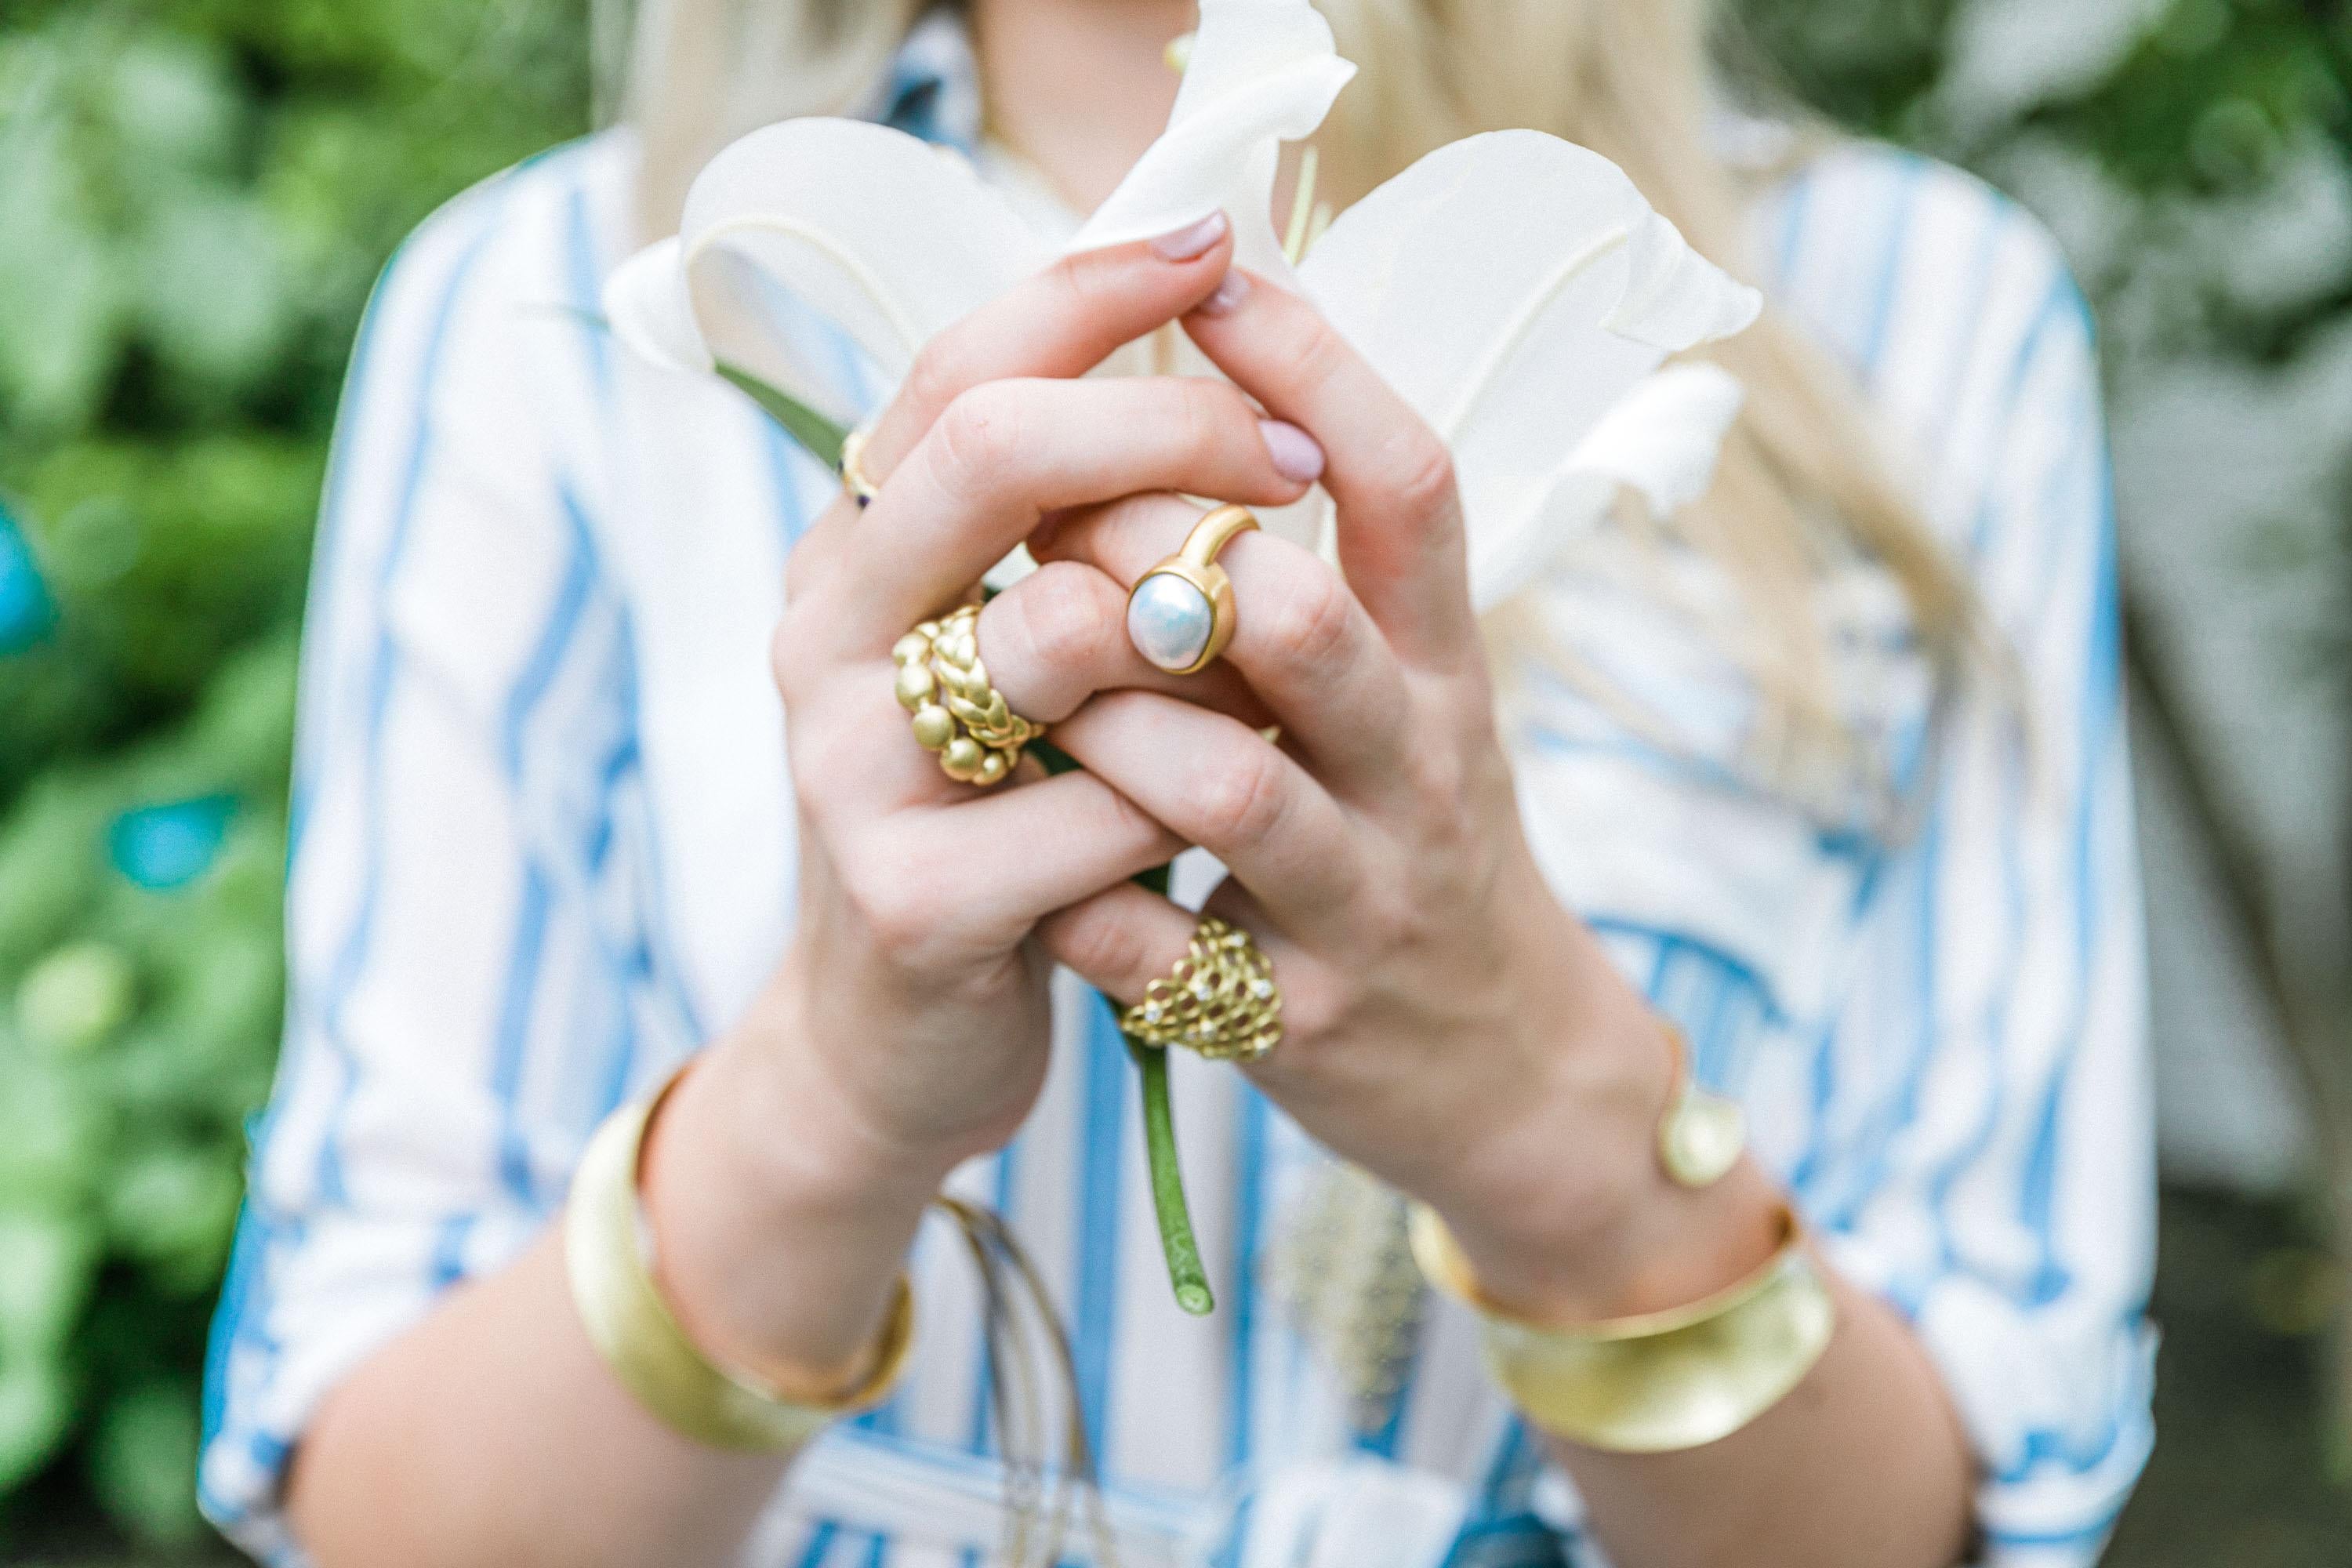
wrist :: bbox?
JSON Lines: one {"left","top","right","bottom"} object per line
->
{"left": 1432, "top": 953, "right": 1785, "bottom": 1322}
{"left": 716, "top": 966, "right": 967, "bottom": 1210}
{"left": 635, "top": 1015, "right": 944, "bottom": 1396}
{"left": 1443, "top": 1153, "right": 1788, "bottom": 1324}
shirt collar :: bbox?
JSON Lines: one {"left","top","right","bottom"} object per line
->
{"left": 855, "top": 8, "right": 982, "bottom": 154}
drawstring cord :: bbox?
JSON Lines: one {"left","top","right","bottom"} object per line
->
{"left": 932, "top": 1196, "right": 1123, "bottom": 1568}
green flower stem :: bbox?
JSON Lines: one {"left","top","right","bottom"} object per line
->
{"left": 1128, "top": 1029, "right": 1215, "bottom": 1315}
{"left": 1123, "top": 861, "right": 1214, "bottom": 1316}
{"left": 729, "top": 369, "right": 1214, "bottom": 1316}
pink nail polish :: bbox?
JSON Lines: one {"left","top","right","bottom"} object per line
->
{"left": 1259, "top": 419, "right": 1325, "bottom": 485}
{"left": 1151, "top": 211, "right": 1229, "bottom": 260}
{"left": 1195, "top": 268, "right": 1250, "bottom": 317}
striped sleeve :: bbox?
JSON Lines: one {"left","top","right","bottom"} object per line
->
{"left": 1803, "top": 216, "right": 2156, "bottom": 1563}
{"left": 198, "top": 146, "right": 679, "bottom": 1562}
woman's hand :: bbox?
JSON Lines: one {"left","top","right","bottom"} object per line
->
{"left": 1029, "top": 270, "right": 1784, "bottom": 1322}
{"left": 644, "top": 219, "right": 1330, "bottom": 1382}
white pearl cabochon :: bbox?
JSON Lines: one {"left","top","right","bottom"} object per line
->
{"left": 1127, "top": 572, "right": 1216, "bottom": 673}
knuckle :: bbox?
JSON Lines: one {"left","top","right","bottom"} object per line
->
{"left": 842, "top": 844, "right": 941, "bottom": 966}
{"left": 1054, "top": 248, "right": 1121, "bottom": 312}
{"left": 768, "top": 615, "right": 822, "bottom": 707}
{"left": 768, "top": 620, "right": 800, "bottom": 698}
{"left": 903, "top": 337, "right": 971, "bottom": 419}
{"left": 932, "top": 384, "right": 1025, "bottom": 499}
{"left": 1406, "top": 744, "right": 1468, "bottom": 816}
{"left": 786, "top": 727, "right": 834, "bottom": 818}
{"left": 1389, "top": 437, "right": 1460, "bottom": 517}
{"left": 1098, "top": 779, "right": 1165, "bottom": 846}
{"left": 1195, "top": 746, "right": 1290, "bottom": 848}
{"left": 1362, "top": 894, "right": 1426, "bottom": 964}
{"left": 999, "top": 564, "right": 1109, "bottom": 673}
{"left": 786, "top": 698, "right": 863, "bottom": 807}
{"left": 1261, "top": 564, "right": 1356, "bottom": 668}
{"left": 1054, "top": 902, "right": 1152, "bottom": 991}
{"left": 1174, "top": 378, "right": 1233, "bottom": 456}
{"left": 1289, "top": 312, "right": 1357, "bottom": 397}
{"left": 1269, "top": 971, "right": 1344, "bottom": 1049}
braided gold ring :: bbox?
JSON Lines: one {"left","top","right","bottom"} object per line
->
{"left": 1119, "top": 915, "right": 1283, "bottom": 1062}
{"left": 1126, "top": 503, "right": 1258, "bottom": 675}
{"left": 893, "top": 603, "right": 1043, "bottom": 787}
{"left": 840, "top": 429, "right": 881, "bottom": 508}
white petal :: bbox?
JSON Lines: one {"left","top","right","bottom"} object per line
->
{"left": 602, "top": 236, "right": 713, "bottom": 375}
{"left": 1300, "top": 131, "right": 1759, "bottom": 439}
{"left": 982, "top": 543, "right": 1040, "bottom": 594}
{"left": 1298, "top": 130, "right": 1760, "bottom": 603}
{"left": 1468, "top": 364, "right": 1748, "bottom": 608}
{"left": 676, "top": 118, "right": 1051, "bottom": 416}
{"left": 1069, "top": 0, "right": 1354, "bottom": 274}
{"left": 1566, "top": 362, "right": 1747, "bottom": 516}
{"left": 1607, "top": 211, "right": 1766, "bottom": 347}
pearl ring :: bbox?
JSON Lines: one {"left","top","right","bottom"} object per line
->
{"left": 1126, "top": 503, "right": 1258, "bottom": 675}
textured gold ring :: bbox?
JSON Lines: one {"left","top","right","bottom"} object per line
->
{"left": 840, "top": 429, "right": 881, "bottom": 508}
{"left": 1126, "top": 503, "right": 1258, "bottom": 675}
{"left": 893, "top": 603, "right": 1044, "bottom": 787}
{"left": 1119, "top": 914, "right": 1283, "bottom": 1062}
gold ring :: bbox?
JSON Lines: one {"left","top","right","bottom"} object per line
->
{"left": 893, "top": 603, "right": 1043, "bottom": 787}
{"left": 1657, "top": 1025, "right": 1745, "bottom": 1189}
{"left": 1119, "top": 914, "right": 1283, "bottom": 1062}
{"left": 1126, "top": 503, "right": 1258, "bottom": 675}
{"left": 840, "top": 429, "right": 881, "bottom": 508}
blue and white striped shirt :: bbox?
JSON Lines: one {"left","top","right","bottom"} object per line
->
{"left": 201, "top": 22, "right": 2154, "bottom": 1568}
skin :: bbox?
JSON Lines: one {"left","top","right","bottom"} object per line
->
{"left": 285, "top": 4, "right": 1977, "bottom": 1565}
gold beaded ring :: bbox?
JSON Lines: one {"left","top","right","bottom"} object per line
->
{"left": 839, "top": 428, "right": 881, "bottom": 508}
{"left": 893, "top": 603, "right": 1044, "bottom": 787}
{"left": 1119, "top": 914, "right": 1283, "bottom": 1062}
{"left": 1126, "top": 503, "right": 1258, "bottom": 676}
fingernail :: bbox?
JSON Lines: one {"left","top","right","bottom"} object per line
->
{"left": 1151, "top": 211, "right": 1229, "bottom": 261}
{"left": 1259, "top": 419, "right": 1325, "bottom": 485}
{"left": 1195, "top": 268, "right": 1250, "bottom": 317}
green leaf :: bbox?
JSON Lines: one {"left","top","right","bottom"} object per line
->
{"left": 105, "top": 1145, "right": 242, "bottom": 1293}
{"left": 15, "top": 938, "right": 136, "bottom": 1053}
{"left": 0, "top": 1207, "right": 100, "bottom": 1359}
{"left": 717, "top": 364, "right": 851, "bottom": 470}
{"left": 0, "top": 1061, "right": 111, "bottom": 1213}
{"left": 543, "top": 316, "right": 851, "bottom": 474}
{"left": 0, "top": 1358, "right": 74, "bottom": 1494}
{"left": 89, "top": 1379, "right": 204, "bottom": 1547}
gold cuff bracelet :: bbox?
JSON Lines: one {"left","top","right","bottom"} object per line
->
{"left": 565, "top": 1065, "right": 916, "bottom": 1451}
{"left": 1411, "top": 1202, "right": 1835, "bottom": 1454}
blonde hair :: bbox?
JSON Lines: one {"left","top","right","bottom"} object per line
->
{"left": 624, "top": 0, "right": 1980, "bottom": 803}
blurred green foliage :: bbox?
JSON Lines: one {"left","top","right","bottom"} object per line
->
{"left": 3, "top": 0, "right": 2350, "bottom": 1558}
{"left": 0, "top": 0, "right": 587, "bottom": 1548}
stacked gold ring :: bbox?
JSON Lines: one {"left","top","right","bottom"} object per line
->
{"left": 839, "top": 429, "right": 881, "bottom": 508}
{"left": 1119, "top": 915, "right": 1283, "bottom": 1062}
{"left": 894, "top": 604, "right": 1044, "bottom": 787}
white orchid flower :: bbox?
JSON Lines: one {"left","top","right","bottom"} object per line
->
{"left": 604, "top": 0, "right": 1761, "bottom": 609}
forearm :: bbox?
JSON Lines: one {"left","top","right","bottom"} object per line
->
{"left": 1435, "top": 936, "right": 1975, "bottom": 1568}
{"left": 1544, "top": 1227, "right": 1976, "bottom": 1568}
{"left": 287, "top": 1227, "right": 790, "bottom": 1568}
{"left": 287, "top": 1022, "right": 939, "bottom": 1568}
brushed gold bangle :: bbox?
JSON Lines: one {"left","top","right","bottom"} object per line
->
{"left": 1410, "top": 1202, "right": 1835, "bottom": 1454}
{"left": 564, "top": 1065, "right": 916, "bottom": 1450}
